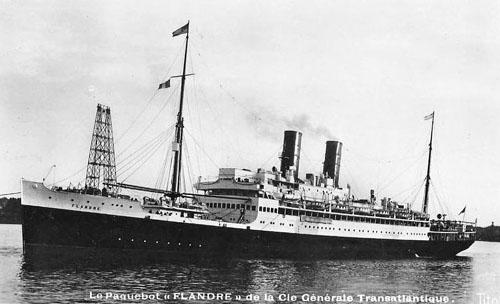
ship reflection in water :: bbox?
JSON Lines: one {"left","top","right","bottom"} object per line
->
{"left": 1, "top": 225, "right": 499, "bottom": 304}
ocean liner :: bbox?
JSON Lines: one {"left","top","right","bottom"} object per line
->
{"left": 21, "top": 23, "right": 476, "bottom": 260}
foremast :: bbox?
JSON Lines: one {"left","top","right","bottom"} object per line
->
{"left": 422, "top": 112, "right": 434, "bottom": 214}
{"left": 170, "top": 22, "right": 190, "bottom": 195}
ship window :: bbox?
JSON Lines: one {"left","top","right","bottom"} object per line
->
{"left": 222, "top": 203, "right": 226, "bottom": 208}
{"left": 279, "top": 208, "right": 285, "bottom": 215}
{"left": 231, "top": 204, "right": 235, "bottom": 209}
{"left": 259, "top": 206, "right": 262, "bottom": 211}
{"left": 347, "top": 216, "right": 353, "bottom": 221}
{"left": 306, "top": 211, "right": 311, "bottom": 216}
{"left": 252, "top": 206, "right": 256, "bottom": 211}
{"left": 285, "top": 209, "right": 291, "bottom": 215}
{"left": 246, "top": 205, "right": 250, "bottom": 210}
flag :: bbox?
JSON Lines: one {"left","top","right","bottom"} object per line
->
{"left": 158, "top": 79, "right": 170, "bottom": 90}
{"left": 172, "top": 23, "right": 189, "bottom": 37}
{"left": 424, "top": 112, "right": 434, "bottom": 120}
{"left": 458, "top": 206, "right": 466, "bottom": 215}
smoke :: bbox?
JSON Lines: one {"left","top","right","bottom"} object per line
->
{"left": 284, "top": 113, "right": 335, "bottom": 140}
{"left": 244, "top": 108, "right": 336, "bottom": 141}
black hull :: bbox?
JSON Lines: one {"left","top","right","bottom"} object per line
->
{"left": 22, "top": 205, "right": 474, "bottom": 263}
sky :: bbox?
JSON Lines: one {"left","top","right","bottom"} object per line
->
{"left": 1, "top": 0, "right": 499, "bottom": 225}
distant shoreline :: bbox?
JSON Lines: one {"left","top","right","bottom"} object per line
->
{"left": 2, "top": 197, "right": 500, "bottom": 242}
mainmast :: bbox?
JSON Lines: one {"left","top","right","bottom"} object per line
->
{"left": 170, "top": 22, "right": 190, "bottom": 194}
{"left": 422, "top": 111, "right": 435, "bottom": 214}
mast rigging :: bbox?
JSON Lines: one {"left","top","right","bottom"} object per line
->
{"left": 422, "top": 111, "right": 434, "bottom": 214}
{"left": 170, "top": 22, "right": 190, "bottom": 195}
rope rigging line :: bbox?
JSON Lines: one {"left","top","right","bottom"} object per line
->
{"left": 117, "top": 121, "right": 176, "bottom": 166}
{"left": 189, "top": 75, "right": 246, "bottom": 164}
{"left": 115, "top": 42, "right": 185, "bottom": 144}
{"left": 430, "top": 179, "right": 451, "bottom": 216}
{"left": 375, "top": 149, "right": 428, "bottom": 194}
{"left": 183, "top": 137, "right": 196, "bottom": 193}
{"left": 153, "top": 144, "right": 172, "bottom": 194}
{"left": 116, "top": 131, "right": 170, "bottom": 175}
{"left": 184, "top": 128, "right": 220, "bottom": 169}
{"left": 388, "top": 177, "right": 425, "bottom": 201}
{"left": 120, "top": 135, "right": 172, "bottom": 183}
{"left": 116, "top": 83, "right": 180, "bottom": 159}
{"left": 116, "top": 127, "right": 172, "bottom": 167}
{"left": 400, "top": 178, "right": 426, "bottom": 208}
{"left": 52, "top": 165, "right": 87, "bottom": 186}
{"left": 117, "top": 133, "right": 172, "bottom": 180}
{"left": 165, "top": 150, "right": 175, "bottom": 192}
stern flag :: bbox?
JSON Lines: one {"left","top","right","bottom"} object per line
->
{"left": 158, "top": 79, "right": 170, "bottom": 90}
{"left": 173, "top": 23, "right": 189, "bottom": 37}
{"left": 424, "top": 112, "right": 434, "bottom": 120}
{"left": 459, "top": 206, "right": 466, "bottom": 215}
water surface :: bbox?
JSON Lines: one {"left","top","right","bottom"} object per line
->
{"left": 1, "top": 224, "right": 498, "bottom": 303}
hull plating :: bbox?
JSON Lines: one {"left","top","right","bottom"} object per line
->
{"left": 22, "top": 205, "right": 474, "bottom": 260}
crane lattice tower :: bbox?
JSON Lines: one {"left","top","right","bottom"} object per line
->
{"left": 85, "top": 104, "right": 117, "bottom": 194}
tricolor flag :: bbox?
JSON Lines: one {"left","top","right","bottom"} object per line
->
{"left": 173, "top": 23, "right": 189, "bottom": 37}
{"left": 158, "top": 79, "right": 170, "bottom": 90}
{"left": 458, "top": 206, "right": 466, "bottom": 215}
{"left": 424, "top": 112, "right": 434, "bottom": 120}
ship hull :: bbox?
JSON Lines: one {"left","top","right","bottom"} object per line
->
{"left": 21, "top": 205, "right": 474, "bottom": 264}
